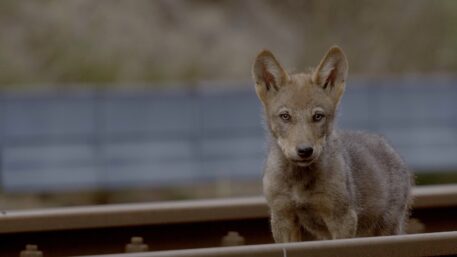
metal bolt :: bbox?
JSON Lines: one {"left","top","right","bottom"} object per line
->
{"left": 221, "top": 231, "right": 245, "bottom": 246}
{"left": 125, "top": 236, "right": 149, "bottom": 253}
{"left": 20, "top": 244, "right": 43, "bottom": 257}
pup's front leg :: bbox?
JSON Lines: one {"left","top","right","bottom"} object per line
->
{"left": 323, "top": 208, "right": 358, "bottom": 239}
{"left": 270, "top": 211, "right": 302, "bottom": 243}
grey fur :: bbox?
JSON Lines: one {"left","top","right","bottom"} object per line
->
{"left": 253, "top": 47, "right": 412, "bottom": 242}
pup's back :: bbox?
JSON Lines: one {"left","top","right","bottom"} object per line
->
{"left": 340, "top": 130, "right": 412, "bottom": 235}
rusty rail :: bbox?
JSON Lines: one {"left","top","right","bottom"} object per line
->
{"left": 79, "top": 231, "right": 457, "bottom": 257}
{"left": 0, "top": 185, "right": 456, "bottom": 256}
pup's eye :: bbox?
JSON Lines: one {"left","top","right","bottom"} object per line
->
{"left": 312, "top": 113, "right": 325, "bottom": 122}
{"left": 279, "top": 112, "right": 291, "bottom": 121}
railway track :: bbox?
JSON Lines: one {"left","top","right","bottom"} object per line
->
{"left": 1, "top": 185, "right": 456, "bottom": 257}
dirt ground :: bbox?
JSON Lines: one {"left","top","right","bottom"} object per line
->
{"left": 0, "top": 179, "right": 263, "bottom": 210}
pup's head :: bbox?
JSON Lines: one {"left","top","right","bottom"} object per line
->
{"left": 252, "top": 46, "right": 348, "bottom": 167}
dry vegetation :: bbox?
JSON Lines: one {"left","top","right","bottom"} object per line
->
{"left": 0, "top": 0, "right": 456, "bottom": 87}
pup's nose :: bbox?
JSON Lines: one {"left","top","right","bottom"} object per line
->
{"left": 297, "top": 146, "right": 313, "bottom": 159}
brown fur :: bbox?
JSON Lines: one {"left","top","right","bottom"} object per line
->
{"left": 252, "top": 46, "right": 412, "bottom": 242}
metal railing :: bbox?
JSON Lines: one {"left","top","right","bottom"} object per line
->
{"left": 1, "top": 77, "right": 457, "bottom": 192}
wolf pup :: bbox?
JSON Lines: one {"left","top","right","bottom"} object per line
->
{"left": 252, "top": 46, "right": 412, "bottom": 242}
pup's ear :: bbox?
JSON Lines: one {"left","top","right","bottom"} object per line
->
{"left": 312, "top": 46, "right": 348, "bottom": 106}
{"left": 252, "top": 50, "right": 288, "bottom": 103}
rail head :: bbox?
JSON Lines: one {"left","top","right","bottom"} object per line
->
{"left": 411, "top": 184, "right": 457, "bottom": 208}
{"left": 0, "top": 184, "right": 456, "bottom": 234}
{"left": 75, "top": 231, "right": 457, "bottom": 257}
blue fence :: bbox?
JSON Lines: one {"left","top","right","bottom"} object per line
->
{"left": 1, "top": 77, "right": 457, "bottom": 192}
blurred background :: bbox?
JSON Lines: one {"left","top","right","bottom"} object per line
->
{"left": 0, "top": 0, "right": 456, "bottom": 210}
